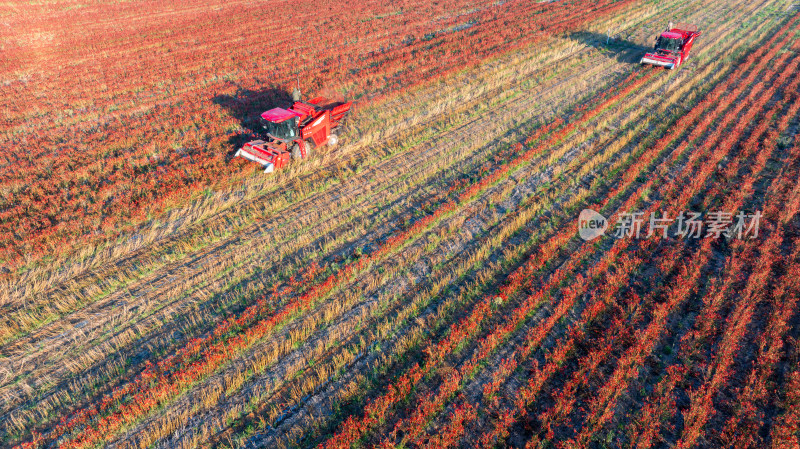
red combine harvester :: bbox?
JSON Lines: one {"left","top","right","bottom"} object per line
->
{"left": 235, "top": 89, "right": 351, "bottom": 173}
{"left": 641, "top": 23, "right": 701, "bottom": 70}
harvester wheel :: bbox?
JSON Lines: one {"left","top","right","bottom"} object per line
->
{"left": 305, "top": 139, "right": 316, "bottom": 153}
{"left": 328, "top": 134, "right": 339, "bottom": 146}
{"left": 291, "top": 144, "right": 302, "bottom": 161}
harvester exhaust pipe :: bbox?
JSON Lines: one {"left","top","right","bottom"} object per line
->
{"left": 292, "top": 77, "right": 302, "bottom": 102}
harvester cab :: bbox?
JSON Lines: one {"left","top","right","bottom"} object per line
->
{"left": 260, "top": 111, "right": 299, "bottom": 141}
{"left": 234, "top": 89, "right": 352, "bottom": 173}
{"left": 654, "top": 32, "right": 684, "bottom": 53}
{"left": 641, "top": 23, "right": 701, "bottom": 70}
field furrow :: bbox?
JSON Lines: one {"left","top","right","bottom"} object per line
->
{"left": 3, "top": 0, "right": 798, "bottom": 448}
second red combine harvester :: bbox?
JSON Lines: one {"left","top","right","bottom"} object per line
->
{"left": 641, "top": 23, "right": 701, "bottom": 70}
{"left": 235, "top": 88, "right": 351, "bottom": 173}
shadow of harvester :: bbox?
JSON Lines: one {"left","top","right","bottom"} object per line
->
{"left": 212, "top": 87, "right": 293, "bottom": 160}
{"left": 566, "top": 31, "right": 656, "bottom": 64}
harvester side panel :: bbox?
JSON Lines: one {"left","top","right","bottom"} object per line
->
{"left": 302, "top": 111, "right": 332, "bottom": 146}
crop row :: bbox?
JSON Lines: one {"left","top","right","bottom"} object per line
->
{"left": 1, "top": 18, "right": 644, "bottom": 440}
{"left": 9, "top": 43, "right": 658, "bottom": 448}
{"left": 1, "top": 0, "right": 688, "bottom": 436}
{"left": 477, "top": 21, "right": 800, "bottom": 448}
{"left": 244, "top": 2, "right": 792, "bottom": 444}
{"left": 7, "top": 1, "right": 798, "bottom": 448}
{"left": 107, "top": 29, "right": 679, "bottom": 448}
{"left": 0, "top": 0, "right": 638, "bottom": 272}
{"left": 314, "top": 5, "right": 800, "bottom": 446}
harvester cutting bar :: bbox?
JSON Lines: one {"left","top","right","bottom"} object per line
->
{"left": 640, "top": 54, "right": 678, "bottom": 69}
{"left": 235, "top": 140, "right": 290, "bottom": 173}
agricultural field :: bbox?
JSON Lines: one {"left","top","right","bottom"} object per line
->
{"left": 1, "top": 0, "right": 799, "bottom": 447}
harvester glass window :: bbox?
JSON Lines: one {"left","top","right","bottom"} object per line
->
{"left": 657, "top": 36, "right": 682, "bottom": 53}
{"left": 263, "top": 117, "right": 298, "bottom": 140}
